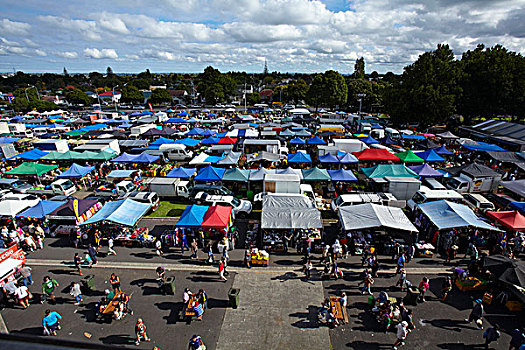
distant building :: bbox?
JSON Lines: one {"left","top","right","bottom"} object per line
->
{"left": 150, "top": 85, "right": 167, "bottom": 90}
{"left": 169, "top": 89, "right": 188, "bottom": 104}
{"left": 99, "top": 90, "right": 121, "bottom": 103}
{"left": 85, "top": 91, "right": 98, "bottom": 99}
{"left": 259, "top": 89, "right": 273, "bottom": 102}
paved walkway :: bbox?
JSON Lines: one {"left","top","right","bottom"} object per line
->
{"left": 216, "top": 271, "right": 330, "bottom": 349}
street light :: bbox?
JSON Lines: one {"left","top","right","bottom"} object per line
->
{"left": 357, "top": 93, "right": 366, "bottom": 121}
{"left": 112, "top": 83, "right": 127, "bottom": 112}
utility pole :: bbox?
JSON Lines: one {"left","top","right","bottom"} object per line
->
{"left": 244, "top": 82, "right": 247, "bottom": 113}
{"left": 357, "top": 93, "right": 366, "bottom": 122}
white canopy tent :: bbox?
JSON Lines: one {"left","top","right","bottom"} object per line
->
{"left": 261, "top": 194, "right": 321, "bottom": 229}
{"left": 339, "top": 203, "right": 418, "bottom": 232}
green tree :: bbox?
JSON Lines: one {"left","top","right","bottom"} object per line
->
{"left": 197, "top": 66, "right": 237, "bottom": 104}
{"left": 65, "top": 88, "right": 91, "bottom": 105}
{"left": 306, "top": 74, "right": 324, "bottom": 110}
{"left": 106, "top": 66, "right": 113, "bottom": 75}
{"left": 246, "top": 92, "right": 261, "bottom": 105}
{"left": 306, "top": 70, "right": 347, "bottom": 110}
{"left": 287, "top": 79, "right": 308, "bottom": 104}
{"left": 150, "top": 89, "right": 171, "bottom": 104}
{"left": 121, "top": 85, "right": 144, "bottom": 103}
{"left": 354, "top": 57, "right": 365, "bottom": 79}
{"left": 384, "top": 44, "right": 461, "bottom": 127}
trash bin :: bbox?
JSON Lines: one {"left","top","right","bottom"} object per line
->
{"left": 162, "top": 276, "right": 175, "bottom": 295}
{"left": 228, "top": 288, "right": 240, "bottom": 309}
{"left": 81, "top": 275, "right": 96, "bottom": 294}
{"left": 404, "top": 286, "right": 420, "bottom": 305}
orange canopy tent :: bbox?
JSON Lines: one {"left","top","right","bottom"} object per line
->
{"left": 487, "top": 210, "right": 525, "bottom": 231}
{"left": 200, "top": 205, "right": 233, "bottom": 229}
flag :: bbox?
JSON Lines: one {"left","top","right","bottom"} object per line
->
{"left": 148, "top": 103, "right": 153, "bottom": 112}
{"left": 73, "top": 199, "right": 79, "bottom": 220}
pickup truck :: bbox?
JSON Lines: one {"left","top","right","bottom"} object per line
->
{"left": 95, "top": 180, "right": 140, "bottom": 198}
{"left": 27, "top": 179, "right": 77, "bottom": 196}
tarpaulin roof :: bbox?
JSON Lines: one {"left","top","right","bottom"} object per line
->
{"left": 509, "top": 202, "right": 525, "bottom": 215}
{"left": 200, "top": 137, "right": 220, "bottom": 145}
{"left": 301, "top": 167, "right": 331, "bottom": 181}
{"left": 0, "top": 137, "right": 20, "bottom": 143}
{"left": 433, "top": 145, "right": 454, "bottom": 155}
{"left": 16, "top": 200, "right": 66, "bottom": 219}
{"left": 295, "top": 129, "right": 311, "bottom": 137}
{"left": 280, "top": 129, "right": 295, "bottom": 137}
{"left": 436, "top": 131, "right": 459, "bottom": 139}
{"left": 142, "top": 128, "right": 163, "bottom": 136}
{"left": 261, "top": 194, "right": 321, "bottom": 229}
{"left": 111, "top": 152, "right": 137, "bottom": 163}
{"left": 408, "top": 163, "right": 443, "bottom": 177}
{"left": 288, "top": 152, "right": 312, "bottom": 163}
{"left": 81, "top": 199, "right": 151, "bottom": 226}
{"left": 361, "top": 136, "right": 380, "bottom": 144}
{"left": 275, "top": 167, "right": 303, "bottom": 179}
{"left": 461, "top": 163, "right": 500, "bottom": 177}
{"left": 174, "top": 138, "right": 201, "bottom": 147}
{"left": 0, "top": 200, "right": 38, "bottom": 217}
{"left": 57, "top": 163, "right": 95, "bottom": 178}
{"left": 462, "top": 142, "right": 507, "bottom": 152}
{"left": 247, "top": 151, "right": 280, "bottom": 163}
{"left": 362, "top": 164, "right": 418, "bottom": 178}
{"left": 486, "top": 151, "right": 521, "bottom": 163}
{"left": 176, "top": 205, "right": 208, "bottom": 227}
{"left": 6, "top": 162, "right": 57, "bottom": 176}
{"left": 337, "top": 152, "right": 359, "bottom": 163}
{"left": 290, "top": 137, "right": 306, "bottom": 145}
{"left": 339, "top": 203, "right": 417, "bottom": 232}
{"left": 194, "top": 165, "right": 225, "bottom": 182}
{"left": 418, "top": 200, "right": 500, "bottom": 231}
{"left": 415, "top": 149, "right": 446, "bottom": 162}
{"left": 217, "top": 152, "right": 241, "bottom": 166}
{"left": 48, "top": 199, "right": 100, "bottom": 220}
{"left": 166, "top": 167, "right": 196, "bottom": 178}
{"left": 151, "top": 137, "right": 175, "bottom": 146}
{"left": 134, "top": 153, "right": 160, "bottom": 163}
{"left": 306, "top": 135, "right": 326, "bottom": 145}
{"left": 328, "top": 168, "right": 357, "bottom": 182}
{"left": 502, "top": 180, "right": 525, "bottom": 198}
{"left": 186, "top": 128, "right": 205, "bottom": 136}
{"left": 395, "top": 150, "right": 424, "bottom": 163}
{"left": 319, "top": 153, "right": 340, "bottom": 163}
{"left": 401, "top": 134, "right": 425, "bottom": 140}
{"left": 249, "top": 168, "right": 269, "bottom": 181}
{"left": 487, "top": 210, "right": 525, "bottom": 231}
{"left": 201, "top": 205, "right": 232, "bottom": 229}
{"left": 222, "top": 168, "right": 250, "bottom": 182}
{"left": 416, "top": 139, "right": 440, "bottom": 149}
{"left": 8, "top": 148, "right": 48, "bottom": 160}
{"left": 353, "top": 148, "right": 399, "bottom": 161}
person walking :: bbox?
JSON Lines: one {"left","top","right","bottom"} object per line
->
{"left": 18, "top": 264, "right": 33, "bottom": 287}
{"left": 188, "top": 334, "right": 206, "bottom": 350}
{"left": 465, "top": 299, "right": 484, "bottom": 329}
{"left": 110, "top": 273, "right": 121, "bottom": 293}
{"left": 418, "top": 277, "right": 430, "bottom": 302}
{"left": 396, "top": 253, "right": 406, "bottom": 274}
{"left": 441, "top": 276, "right": 452, "bottom": 302}
{"left": 155, "top": 239, "right": 163, "bottom": 257}
{"left": 393, "top": 321, "right": 409, "bottom": 349}
{"left": 190, "top": 239, "right": 198, "bottom": 259}
{"left": 42, "top": 309, "right": 62, "bottom": 336}
{"left": 2, "top": 278, "right": 17, "bottom": 305}
{"left": 396, "top": 269, "right": 407, "bottom": 291}
{"left": 181, "top": 232, "right": 189, "bottom": 254}
{"left": 70, "top": 282, "right": 83, "bottom": 305}
{"left": 509, "top": 328, "right": 525, "bottom": 350}
{"left": 41, "top": 276, "right": 59, "bottom": 304}
{"left": 219, "top": 258, "right": 227, "bottom": 282}
{"left": 14, "top": 282, "right": 30, "bottom": 308}
{"left": 303, "top": 259, "right": 313, "bottom": 280}
{"left": 244, "top": 248, "right": 251, "bottom": 268}
{"left": 87, "top": 244, "right": 97, "bottom": 265}
{"left": 360, "top": 271, "right": 374, "bottom": 295}
{"left": 108, "top": 237, "right": 116, "bottom": 256}
{"left": 135, "top": 318, "right": 150, "bottom": 345}
{"left": 483, "top": 325, "right": 500, "bottom": 349}
{"left": 74, "top": 253, "right": 83, "bottom": 276}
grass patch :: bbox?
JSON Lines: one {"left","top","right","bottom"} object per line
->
{"left": 148, "top": 201, "right": 188, "bottom": 217}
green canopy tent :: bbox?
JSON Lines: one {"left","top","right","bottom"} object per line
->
{"left": 222, "top": 168, "right": 250, "bottom": 182}
{"left": 91, "top": 150, "right": 117, "bottom": 161}
{"left": 394, "top": 150, "right": 424, "bottom": 163}
{"left": 63, "top": 130, "right": 86, "bottom": 137}
{"left": 301, "top": 167, "right": 331, "bottom": 181}
{"left": 362, "top": 164, "right": 419, "bottom": 179}
{"left": 6, "top": 162, "right": 57, "bottom": 176}
{"left": 41, "top": 150, "right": 83, "bottom": 162}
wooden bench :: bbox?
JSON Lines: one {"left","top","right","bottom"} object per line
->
{"left": 330, "top": 296, "right": 349, "bottom": 324}
{"left": 180, "top": 295, "right": 204, "bottom": 322}
{"left": 100, "top": 292, "right": 123, "bottom": 321}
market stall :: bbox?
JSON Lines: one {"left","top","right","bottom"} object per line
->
{"left": 0, "top": 244, "right": 26, "bottom": 286}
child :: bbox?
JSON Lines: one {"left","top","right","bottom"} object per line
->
{"left": 396, "top": 269, "right": 407, "bottom": 291}
{"left": 70, "top": 282, "right": 83, "bottom": 305}
{"left": 37, "top": 236, "right": 44, "bottom": 250}
{"left": 85, "top": 252, "right": 93, "bottom": 268}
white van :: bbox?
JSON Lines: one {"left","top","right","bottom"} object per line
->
{"left": 385, "top": 127, "right": 400, "bottom": 139}
{"left": 407, "top": 188, "right": 464, "bottom": 211}
{"left": 463, "top": 193, "right": 495, "bottom": 212}
{"left": 12, "top": 130, "right": 34, "bottom": 138}
{"left": 159, "top": 144, "right": 193, "bottom": 161}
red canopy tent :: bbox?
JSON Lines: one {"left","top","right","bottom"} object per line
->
{"left": 487, "top": 211, "right": 525, "bottom": 231}
{"left": 353, "top": 148, "right": 400, "bottom": 162}
{"left": 201, "top": 205, "right": 233, "bottom": 229}
{"left": 218, "top": 137, "right": 237, "bottom": 144}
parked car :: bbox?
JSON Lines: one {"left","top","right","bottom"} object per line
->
{"left": 123, "top": 191, "right": 160, "bottom": 212}
{"left": 194, "top": 192, "right": 252, "bottom": 217}
{"left": 188, "top": 184, "right": 233, "bottom": 199}
{"left": 485, "top": 193, "right": 516, "bottom": 210}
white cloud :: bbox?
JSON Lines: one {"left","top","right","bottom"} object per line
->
{"left": 0, "top": 19, "right": 31, "bottom": 36}
{"left": 84, "top": 48, "right": 118, "bottom": 59}
{"left": 56, "top": 51, "right": 79, "bottom": 58}
{"left": 35, "top": 49, "right": 47, "bottom": 56}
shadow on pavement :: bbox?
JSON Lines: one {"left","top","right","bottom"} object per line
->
{"left": 289, "top": 305, "right": 320, "bottom": 329}
{"left": 155, "top": 301, "right": 184, "bottom": 324}
{"left": 346, "top": 340, "right": 392, "bottom": 349}
{"left": 11, "top": 327, "right": 44, "bottom": 336}
{"left": 207, "top": 297, "right": 229, "bottom": 309}
{"left": 99, "top": 333, "right": 136, "bottom": 345}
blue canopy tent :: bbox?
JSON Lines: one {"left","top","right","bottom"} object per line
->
{"left": 176, "top": 205, "right": 208, "bottom": 228}
{"left": 151, "top": 137, "right": 175, "bottom": 146}
{"left": 8, "top": 149, "right": 48, "bottom": 161}
{"left": 381, "top": 136, "right": 398, "bottom": 145}
{"left": 319, "top": 153, "right": 340, "bottom": 163}
{"left": 207, "top": 113, "right": 217, "bottom": 117}
{"left": 16, "top": 200, "right": 66, "bottom": 219}
{"left": 418, "top": 200, "right": 500, "bottom": 231}
{"left": 194, "top": 165, "right": 225, "bottom": 182}
{"left": 337, "top": 152, "right": 359, "bottom": 163}
{"left": 79, "top": 124, "right": 108, "bottom": 132}
{"left": 166, "top": 108, "right": 176, "bottom": 113}
{"left": 288, "top": 152, "right": 312, "bottom": 163}
{"left": 371, "top": 123, "right": 383, "bottom": 129}
{"left": 166, "top": 117, "right": 189, "bottom": 123}
{"left": 408, "top": 163, "right": 443, "bottom": 177}
{"left": 290, "top": 137, "right": 306, "bottom": 145}
{"left": 306, "top": 136, "right": 326, "bottom": 145}
{"left": 415, "top": 149, "right": 446, "bottom": 162}
{"left": 200, "top": 137, "right": 220, "bottom": 145}
{"left": 186, "top": 128, "right": 205, "bottom": 136}
{"left": 166, "top": 167, "right": 196, "bottom": 178}
{"left": 509, "top": 202, "right": 525, "bottom": 215}
{"left": 204, "top": 155, "right": 223, "bottom": 163}
{"left": 361, "top": 136, "right": 380, "bottom": 144}
{"left": 57, "top": 163, "right": 95, "bottom": 178}
{"left": 401, "top": 134, "right": 425, "bottom": 140}
{"left": 81, "top": 199, "right": 152, "bottom": 227}
{"left": 201, "top": 129, "right": 216, "bottom": 136}
{"left": 215, "top": 132, "right": 227, "bottom": 138}
{"left": 462, "top": 142, "right": 507, "bottom": 152}
{"left": 140, "top": 110, "right": 154, "bottom": 116}
{"left": 433, "top": 145, "right": 454, "bottom": 156}
{"left": 134, "top": 153, "right": 160, "bottom": 163}
{"left": 111, "top": 152, "right": 137, "bottom": 163}
{"left": 0, "top": 137, "right": 20, "bottom": 143}
{"left": 201, "top": 109, "right": 211, "bottom": 113}
{"left": 177, "top": 111, "right": 190, "bottom": 116}
{"left": 328, "top": 169, "right": 357, "bottom": 182}
{"left": 174, "top": 138, "right": 201, "bottom": 147}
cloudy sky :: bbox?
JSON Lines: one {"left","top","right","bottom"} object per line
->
{"left": 0, "top": 0, "right": 524, "bottom": 74}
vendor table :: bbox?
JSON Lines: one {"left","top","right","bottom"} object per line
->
{"left": 100, "top": 292, "right": 123, "bottom": 322}
{"left": 329, "top": 296, "right": 348, "bottom": 324}
{"left": 251, "top": 249, "right": 269, "bottom": 267}
{"left": 415, "top": 242, "right": 435, "bottom": 258}
{"left": 181, "top": 295, "right": 205, "bottom": 322}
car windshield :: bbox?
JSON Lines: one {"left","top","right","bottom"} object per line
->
{"left": 61, "top": 181, "right": 75, "bottom": 190}
{"left": 232, "top": 198, "right": 241, "bottom": 206}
